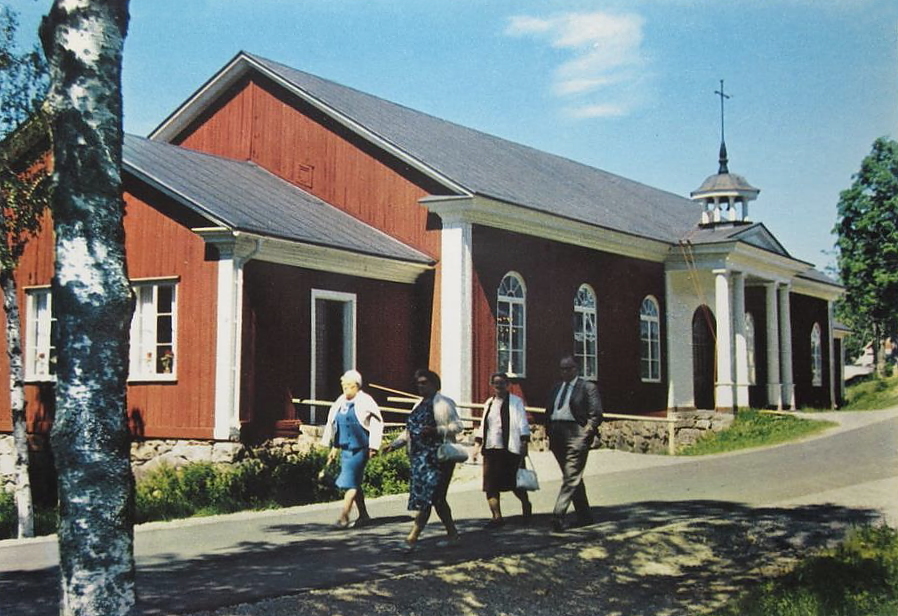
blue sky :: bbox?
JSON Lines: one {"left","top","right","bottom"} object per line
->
{"left": 14, "top": 0, "right": 898, "bottom": 270}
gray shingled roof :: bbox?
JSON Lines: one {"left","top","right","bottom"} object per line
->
{"left": 123, "top": 134, "right": 433, "bottom": 265}
{"left": 683, "top": 222, "right": 791, "bottom": 257}
{"left": 245, "top": 53, "right": 704, "bottom": 244}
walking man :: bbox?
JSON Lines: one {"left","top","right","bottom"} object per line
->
{"left": 546, "top": 355, "right": 603, "bottom": 531}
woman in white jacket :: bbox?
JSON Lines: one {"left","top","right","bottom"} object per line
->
{"left": 320, "top": 370, "right": 383, "bottom": 529}
{"left": 475, "top": 372, "right": 532, "bottom": 527}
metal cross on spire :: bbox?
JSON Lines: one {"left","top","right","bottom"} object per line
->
{"left": 715, "top": 79, "right": 731, "bottom": 174}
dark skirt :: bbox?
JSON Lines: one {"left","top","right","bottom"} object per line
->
{"left": 335, "top": 447, "right": 367, "bottom": 490}
{"left": 482, "top": 448, "right": 522, "bottom": 493}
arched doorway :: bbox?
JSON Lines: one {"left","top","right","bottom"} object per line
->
{"left": 692, "top": 305, "right": 716, "bottom": 410}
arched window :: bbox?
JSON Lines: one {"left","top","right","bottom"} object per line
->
{"left": 811, "top": 323, "right": 822, "bottom": 386}
{"left": 573, "top": 284, "right": 598, "bottom": 379}
{"left": 497, "top": 272, "right": 526, "bottom": 376}
{"left": 640, "top": 296, "right": 661, "bottom": 382}
{"left": 745, "top": 312, "right": 757, "bottom": 385}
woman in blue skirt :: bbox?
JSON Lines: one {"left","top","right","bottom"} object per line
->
{"left": 320, "top": 370, "right": 384, "bottom": 528}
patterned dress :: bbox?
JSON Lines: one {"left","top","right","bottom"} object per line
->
{"left": 406, "top": 396, "right": 442, "bottom": 511}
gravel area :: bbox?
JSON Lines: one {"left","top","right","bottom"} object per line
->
{"left": 184, "top": 504, "right": 862, "bottom": 616}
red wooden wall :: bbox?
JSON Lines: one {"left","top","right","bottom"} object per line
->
{"left": 470, "top": 225, "right": 668, "bottom": 415}
{"left": 0, "top": 180, "right": 220, "bottom": 439}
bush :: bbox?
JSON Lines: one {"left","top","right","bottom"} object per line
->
{"left": 133, "top": 445, "right": 410, "bottom": 524}
{"left": 0, "top": 488, "right": 57, "bottom": 538}
{"left": 720, "top": 524, "right": 898, "bottom": 615}
{"left": 0, "top": 489, "right": 14, "bottom": 538}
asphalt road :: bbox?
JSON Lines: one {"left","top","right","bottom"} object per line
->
{"left": 1, "top": 409, "right": 896, "bottom": 616}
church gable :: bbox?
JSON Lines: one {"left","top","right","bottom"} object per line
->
{"left": 730, "top": 224, "right": 791, "bottom": 258}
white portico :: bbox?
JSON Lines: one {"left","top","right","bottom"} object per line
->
{"left": 665, "top": 118, "right": 840, "bottom": 411}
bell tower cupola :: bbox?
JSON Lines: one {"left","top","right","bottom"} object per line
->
{"left": 691, "top": 80, "right": 759, "bottom": 226}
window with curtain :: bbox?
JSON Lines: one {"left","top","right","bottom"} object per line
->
{"left": 811, "top": 322, "right": 822, "bottom": 386}
{"left": 25, "top": 288, "right": 56, "bottom": 381}
{"left": 497, "top": 272, "right": 526, "bottom": 376}
{"left": 639, "top": 296, "right": 661, "bottom": 382}
{"left": 574, "top": 284, "right": 598, "bottom": 379}
{"left": 745, "top": 312, "right": 757, "bottom": 385}
{"left": 130, "top": 281, "right": 178, "bottom": 380}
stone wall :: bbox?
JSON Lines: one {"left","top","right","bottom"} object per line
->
{"left": 1, "top": 411, "right": 735, "bottom": 490}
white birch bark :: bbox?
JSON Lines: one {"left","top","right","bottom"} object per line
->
{"left": 1, "top": 271, "right": 34, "bottom": 538}
{"left": 40, "top": 1, "right": 135, "bottom": 614}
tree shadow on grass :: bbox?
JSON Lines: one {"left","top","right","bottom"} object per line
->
{"left": 1, "top": 501, "right": 881, "bottom": 616}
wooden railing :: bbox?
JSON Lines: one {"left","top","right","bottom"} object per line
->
{"left": 294, "top": 382, "right": 678, "bottom": 454}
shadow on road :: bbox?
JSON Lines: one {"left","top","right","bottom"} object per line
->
{"left": 1, "top": 501, "right": 881, "bottom": 616}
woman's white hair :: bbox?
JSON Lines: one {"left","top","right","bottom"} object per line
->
{"left": 340, "top": 369, "right": 363, "bottom": 387}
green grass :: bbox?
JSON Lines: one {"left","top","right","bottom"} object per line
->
{"left": 716, "top": 524, "right": 898, "bottom": 616}
{"left": 842, "top": 372, "right": 898, "bottom": 411}
{"left": 678, "top": 409, "right": 836, "bottom": 455}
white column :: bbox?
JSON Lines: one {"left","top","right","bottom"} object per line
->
{"left": 714, "top": 269, "right": 734, "bottom": 410}
{"left": 213, "top": 250, "right": 243, "bottom": 441}
{"left": 765, "top": 282, "right": 782, "bottom": 409}
{"left": 733, "top": 272, "right": 749, "bottom": 407}
{"left": 778, "top": 284, "right": 795, "bottom": 409}
{"left": 439, "top": 221, "right": 473, "bottom": 405}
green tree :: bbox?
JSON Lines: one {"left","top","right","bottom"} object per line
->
{"left": 834, "top": 137, "right": 898, "bottom": 375}
{"left": 40, "top": 1, "right": 135, "bottom": 613}
{"left": 0, "top": 4, "right": 50, "bottom": 539}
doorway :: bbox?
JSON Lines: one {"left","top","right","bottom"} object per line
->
{"left": 692, "top": 305, "right": 716, "bottom": 410}
{"left": 311, "top": 290, "right": 356, "bottom": 422}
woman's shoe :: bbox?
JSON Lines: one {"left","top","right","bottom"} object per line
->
{"left": 436, "top": 534, "right": 461, "bottom": 548}
{"left": 332, "top": 518, "right": 350, "bottom": 530}
{"left": 484, "top": 518, "right": 506, "bottom": 529}
{"left": 521, "top": 501, "right": 533, "bottom": 521}
{"left": 351, "top": 516, "right": 372, "bottom": 528}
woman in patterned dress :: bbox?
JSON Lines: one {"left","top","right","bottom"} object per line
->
{"left": 385, "top": 369, "right": 464, "bottom": 551}
{"left": 320, "top": 370, "right": 383, "bottom": 528}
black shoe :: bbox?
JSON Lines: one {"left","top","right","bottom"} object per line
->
{"left": 521, "top": 501, "right": 533, "bottom": 523}
{"left": 485, "top": 518, "right": 506, "bottom": 529}
{"left": 551, "top": 518, "right": 568, "bottom": 533}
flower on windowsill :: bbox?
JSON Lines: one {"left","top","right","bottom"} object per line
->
{"left": 160, "top": 350, "right": 174, "bottom": 374}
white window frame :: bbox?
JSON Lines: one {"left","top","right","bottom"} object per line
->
{"left": 497, "top": 272, "right": 526, "bottom": 377}
{"left": 639, "top": 296, "right": 661, "bottom": 383}
{"left": 573, "top": 284, "right": 598, "bottom": 380}
{"left": 129, "top": 279, "right": 178, "bottom": 382}
{"left": 745, "top": 312, "right": 757, "bottom": 385}
{"left": 25, "top": 287, "right": 56, "bottom": 382}
{"left": 811, "top": 322, "right": 822, "bottom": 387}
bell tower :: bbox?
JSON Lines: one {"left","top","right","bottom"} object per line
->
{"left": 691, "top": 80, "right": 759, "bottom": 225}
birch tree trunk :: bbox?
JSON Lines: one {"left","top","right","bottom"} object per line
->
{"left": 1, "top": 270, "right": 34, "bottom": 538}
{"left": 40, "top": 2, "right": 135, "bottom": 614}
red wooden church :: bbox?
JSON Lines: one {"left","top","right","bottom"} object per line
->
{"left": 0, "top": 51, "right": 843, "bottom": 451}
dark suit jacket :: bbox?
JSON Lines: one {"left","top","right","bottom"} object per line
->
{"left": 546, "top": 377, "right": 604, "bottom": 431}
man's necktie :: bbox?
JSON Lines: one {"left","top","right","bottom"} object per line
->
{"left": 556, "top": 382, "right": 570, "bottom": 410}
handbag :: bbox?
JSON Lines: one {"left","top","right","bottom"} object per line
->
{"left": 516, "top": 455, "right": 539, "bottom": 491}
{"left": 437, "top": 441, "right": 469, "bottom": 463}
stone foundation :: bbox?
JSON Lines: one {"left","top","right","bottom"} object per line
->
{"left": 1, "top": 411, "right": 735, "bottom": 490}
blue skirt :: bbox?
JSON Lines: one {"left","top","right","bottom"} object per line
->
{"left": 336, "top": 448, "right": 367, "bottom": 490}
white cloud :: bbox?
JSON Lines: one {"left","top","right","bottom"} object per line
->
{"left": 505, "top": 11, "right": 648, "bottom": 118}
{"left": 566, "top": 103, "right": 629, "bottom": 119}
